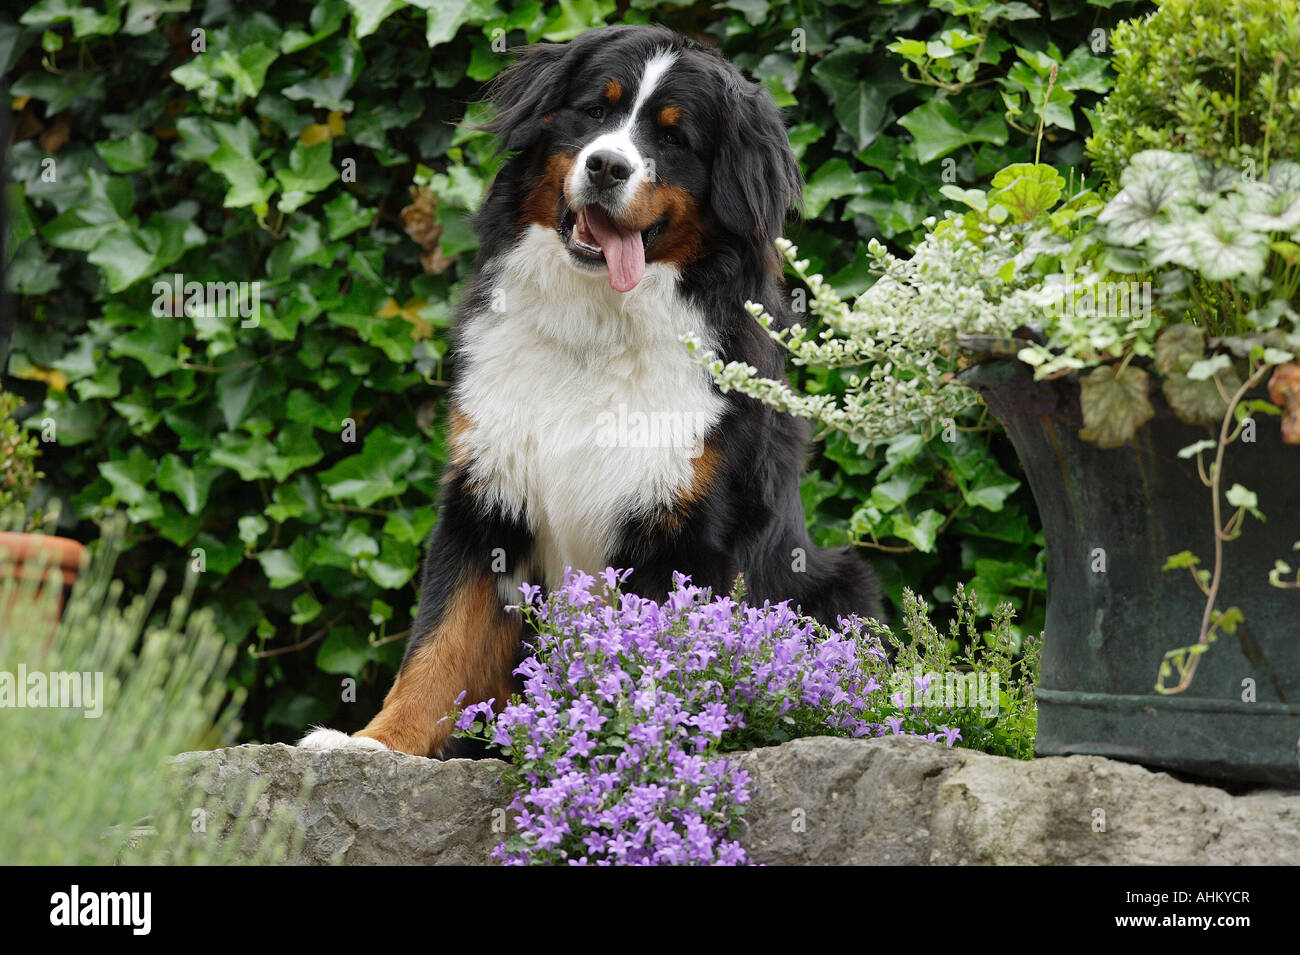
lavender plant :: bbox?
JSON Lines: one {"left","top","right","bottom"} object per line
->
{"left": 1, "top": 518, "right": 309, "bottom": 864}
{"left": 454, "top": 568, "right": 1037, "bottom": 866}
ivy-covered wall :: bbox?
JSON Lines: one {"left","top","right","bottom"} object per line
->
{"left": 2, "top": 0, "right": 1149, "bottom": 740}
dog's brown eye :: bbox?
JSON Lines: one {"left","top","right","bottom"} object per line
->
{"left": 662, "top": 129, "right": 682, "bottom": 146}
{"left": 586, "top": 105, "right": 605, "bottom": 120}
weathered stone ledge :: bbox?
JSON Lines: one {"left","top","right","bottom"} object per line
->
{"left": 172, "top": 735, "right": 1300, "bottom": 864}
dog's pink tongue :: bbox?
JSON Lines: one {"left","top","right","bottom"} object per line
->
{"left": 584, "top": 206, "right": 644, "bottom": 292}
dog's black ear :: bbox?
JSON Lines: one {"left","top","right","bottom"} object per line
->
{"left": 479, "top": 42, "right": 575, "bottom": 154}
{"left": 710, "top": 77, "right": 803, "bottom": 247}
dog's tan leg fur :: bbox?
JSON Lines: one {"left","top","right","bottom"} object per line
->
{"left": 354, "top": 573, "right": 520, "bottom": 756}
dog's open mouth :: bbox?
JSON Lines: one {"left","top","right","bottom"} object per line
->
{"left": 558, "top": 200, "right": 665, "bottom": 293}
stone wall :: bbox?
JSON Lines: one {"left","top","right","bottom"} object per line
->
{"left": 172, "top": 735, "right": 1300, "bottom": 864}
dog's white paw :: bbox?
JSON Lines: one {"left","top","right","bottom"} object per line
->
{"left": 298, "top": 727, "right": 390, "bottom": 751}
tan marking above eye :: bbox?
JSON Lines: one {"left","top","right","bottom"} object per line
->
{"left": 658, "top": 105, "right": 681, "bottom": 126}
{"left": 604, "top": 78, "right": 622, "bottom": 103}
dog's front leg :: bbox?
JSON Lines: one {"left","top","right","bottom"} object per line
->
{"left": 353, "top": 573, "right": 522, "bottom": 756}
{"left": 300, "top": 475, "right": 529, "bottom": 757}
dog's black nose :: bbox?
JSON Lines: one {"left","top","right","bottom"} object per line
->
{"left": 586, "top": 150, "right": 632, "bottom": 189}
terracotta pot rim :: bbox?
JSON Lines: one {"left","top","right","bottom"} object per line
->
{"left": 0, "top": 532, "right": 89, "bottom": 571}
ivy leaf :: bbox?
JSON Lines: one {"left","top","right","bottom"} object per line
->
{"left": 345, "top": 0, "right": 405, "bottom": 38}
{"left": 962, "top": 467, "right": 1020, "bottom": 512}
{"left": 291, "top": 592, "right": 324, "bottom": 626}
{"left": 890, "top": 508, "right": 945, "bottom": 553}
{"left": 276, "top": 141, "right": 337, "bottom": 214}
{"left": 281, "top": 34, "right": 359, "bottom": 110}
{"left": 95, "top": 131, "right": 158, "bottom": 173}
{"left": 362, "top": 537, "right": 417, "bottom": 589}
{"left": 158, "top": 454, "right": 222, "bottom": 515}
{"left": 870, "top": 470, "right": 928, "bottom": 513}
{"left": 266, "top": 482, "right": 315, "bottom": 524}
{"left": 540, "top": 0, "right": 612, "bottom": 43}
{"left": 318, "top": 425, "right": 418, "bottom": 506}
{"left": 216, "top": 362, "right": 281, "bottom": 430}
{"left": 11, "top": 67, "right": 105, "bottom": 111}
{"left": 324, "top": 192, "right": 375, "bottom": 240}
{"left": 208, "top": 432, "right": 276, "bottom": 481}
{"left": 99, "top": 446, "right": 156, "bottom": 507}
{"left": 1079, "top": 364, "right": 1154, "bottom": 448}
{"left": 42, "top": 169, "right": 134, "bottom": 251}
{"left": 238, "top": 514, "right": 269, "bottom": 544}
{"left": 215, "top": 42, "right": 279, "bottom": 98}
{"left": 281, "top": 0, "right": 349, "bottom": 52}
{"left": 267, "top": 422, "right": 325, "bottom": 482}
{"left": 1057, "top": 44, "right": 1111, "bottom": 94}
{"left": 382, "top": 508, "right": 436, "bottom": 545}
{"left": 811, "top": 49, "right": 910, "bottom": 152}
{"left": 419, "top": 0, "right": 475, "bottom": 46}
{"left": 86, "top": 230, "right": 157, "bottom": 292}
{"left": 206, "top": 119, "right": 276, "bottom": 208}
{"left": 316, "top": 627, "right": 372, "bottom": 676}
{"left": 803, "top": 159, "right": 865, "bottom": 219}
{"left": 1212, "top": 606, "right": 1245, "bottom": 635}
{"left": 108, "top": 313, "right": 183, "bottom": 375}
{"left": 257, "top": 538, "right": 312, "bottom": 589}
{"left": 898, "top": 100, "right": 1007, "bottom": 164}
{"left": 1162, "top": 551, "right": 1201, "bottom": 571}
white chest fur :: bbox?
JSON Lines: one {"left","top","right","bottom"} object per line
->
{"left": 453, "top": 225, "right": 726, "bottom": 590}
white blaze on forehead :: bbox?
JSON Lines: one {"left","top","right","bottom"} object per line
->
{"left": 567, "top": 49, "right": 679, "bottom": 211}
{"left": 626, "top": 50, "right": 678, "bottom": 127}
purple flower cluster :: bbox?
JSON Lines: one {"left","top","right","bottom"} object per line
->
{"left": 454, "top": 568, "right": 960, "bottom": 866}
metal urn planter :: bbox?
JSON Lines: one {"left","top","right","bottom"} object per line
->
{"left": 962, "top": 359, "right": 1300, "bottom": 787}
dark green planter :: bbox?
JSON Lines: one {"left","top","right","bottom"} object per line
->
{"left": 962, "top": 359, "right": 1300, "bottom": 787}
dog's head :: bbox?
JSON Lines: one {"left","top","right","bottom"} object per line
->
{"left": 481, "top": 25, "right": 802, "bottom": 292}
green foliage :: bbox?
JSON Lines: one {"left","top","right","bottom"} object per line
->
{"left": 1087, "top": 0, "right": 1300, "bottom": 189}
{"left": 886, "top": 584, "right": 1040, "bottom": 759}
{"left": 3, "top": 0, "right": 1146, "bottom": 738}
{"left": 0, "top": 390, "right": 43, "bottom": 521}
{"left": 719, "top": 581, "right": 1041, "bottom": 759}
{"left": 0, "top": 520, "right": 307, "bottom": 864}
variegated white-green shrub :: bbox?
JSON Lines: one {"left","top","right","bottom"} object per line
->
{"left": 684, "top": 164, "right": 1104, "bottom": 447}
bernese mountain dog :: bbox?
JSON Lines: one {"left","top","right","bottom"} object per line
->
{"left": 300, "top": 24, "right": 883, "bottom": 758}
